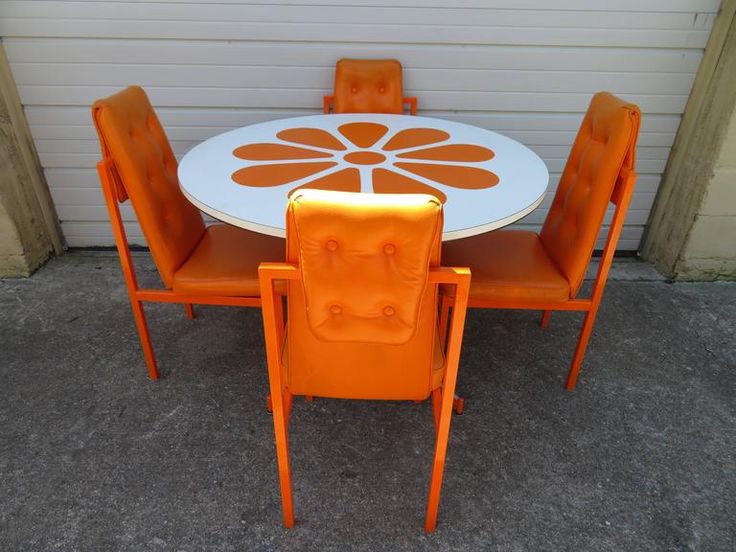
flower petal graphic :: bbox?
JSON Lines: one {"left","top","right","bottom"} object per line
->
{"left": 277, "top": 128, "right": 347, "bottom": 151}
{"left": 343, "top": 151, "right": 386, "bottom": 165}
{"left": 382, "top": 128, "right": 449, "bottom": 151}
{"left": 291, "top": 168, "right": 361, "bottom": 193}
{"left": 396, "top": 144, "right": 494, "bottom": 162}
{"left": 232, "top": 162, "right": 337, "bottom": 187}
{"left": 394, "top": 162, "right": 499, "bottom": 189}
{"left": 233, "top": 143, "right": 333, "bottom": 160}
{"left": 338, "top": 122, "right": 389, "bottom": 148}
{"left": 372, "top": 168, "right": 447, "bottom": 203}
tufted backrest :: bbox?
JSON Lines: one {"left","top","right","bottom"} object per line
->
{"left": 284, "top": 189, "right": 444, "bottom": 400}
{"left": 332, "top": 58, "right": 405, "bottom": 114}
{"left": 540, "top": 92, "right": 641, "bottom": 296}
{"left": 92, "top": 86, "right": 205, "bottom": 288}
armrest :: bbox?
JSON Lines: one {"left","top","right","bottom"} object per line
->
{"left": 259, "top": 263, "right": 300, "bottom": 391}
{"left": 431, "top": 267, "right": 471, "bottom": 363}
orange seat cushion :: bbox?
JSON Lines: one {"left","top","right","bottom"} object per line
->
{"left": 442, "top": 230, "right": 571, "bottom": 303}
{"left": 172, "top": 224, "right": 284, "bottom": 296}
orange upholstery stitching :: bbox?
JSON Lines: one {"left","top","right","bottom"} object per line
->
{"left": 92, "top": 86, "right": 206, "bottom": 287}
{"left": 282, "top": 189, "right": 445, "bottom": 400}
{"left": 332, "top": 58, "right": 407, "bottom": 114}
{"left": 540, "top": 92, "right": 641, "bottom": 296}
{"left": 290, "top": 189, "right": 442, "bottom": 345}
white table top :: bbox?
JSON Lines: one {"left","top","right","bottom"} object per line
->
{"left": 178, "top": 114, "right": 548, "bottom": 240}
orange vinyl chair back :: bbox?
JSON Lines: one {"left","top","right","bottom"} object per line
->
{"left": 323, "top": 58, "right": 418, "bottom": 115}
{"left": 258, "top": 189, "right": 471, "bottom": 531}
{"left": 540, "top": 92, "right": 641, "bottom": 297}
{"left": 92, "top": 86, "right": 205, "bottom": 287}
{"left": 286, "top": 189, "right": 443, "bottom": 400}
{"left": 92, "top": 86, "right": 279, "bottom": 380}
{"left": 441, "top": 91, "right": 640, "bottom": 390}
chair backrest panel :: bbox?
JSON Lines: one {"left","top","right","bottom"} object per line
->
{"left": 92, "top": 86, "right": 205, "bottom": 288}
{"left": 333, "top": 59, "right": 405, "bottom": 114}
{"left": 285, "top": 190, "right": 444, "bottom": 400}
{"left": 540, "top": 92, "right": 641, "bottom": 296}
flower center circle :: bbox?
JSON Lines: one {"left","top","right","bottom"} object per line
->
{"left": 343, "top": 151, "right": 386, "bottom": 165}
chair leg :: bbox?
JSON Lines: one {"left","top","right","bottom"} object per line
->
{"left": 184, "top": 303, "right": 195, "bottom": 320}
{"left": 438, "top": 295, "right": 452, "bottom": 348}
{"left": 441, "top": 297, "right": 465, "bottom": 415}
{"left": 284, "top": 391, "right": 295, "bottom": 426}
{"left": 452, "top": 395, "right": 465, "bottom": 415}
{"left": 540, "top": 310, "right": 551, "bottom": 328}
{"left": 431, "top": 389, "right": 441, "bottom": 435}
{"left": 565, "top": 308, "right": 598, "bottom": 391}
{"left": 271, "top": 391, "right": 295, "bottom": 527}
{"left": 130, "top": 299, "right": 159, "bottom": 380}
{"left": 425, "top": 386, "right": 456, "bottom": 532}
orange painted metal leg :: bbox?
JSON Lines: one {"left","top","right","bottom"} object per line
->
{"left": 452, "top": 395, "right": 465, "bottom": 415}
{"left": 440, "top": 297, "right": 466, "bottom": 414}
{"left": 272, "top": 391, "right": 295, "bottom": 527}
{"left": 431, "top": 389, "right": 441, "bottom": 435}
{"left": 565, "top": 308, "right": 598, "bottom": 391}
{"left": 438, "top": 295, "right": 452, "bottom": 348}
{"left": 284, "top": 391, "right": 294, "bottom": 426}
{"left": 425, "top": 387, "right": 456, "bottom": 532}
{"left": 540, "top": 310, "right": 551, "bottom": 328}
{"left": 266, "top": 395, "right": 273, "bottom": 413}
{"left": 130, "top": 300, "right": 159, "bottom": 380}
{"left": 185, "top": 303, "right": 195, "bottom": 319}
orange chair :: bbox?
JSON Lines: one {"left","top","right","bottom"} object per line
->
{"left": 92, "top": 86, "right": 284, "bottom": 380}
{"left": 441, "top": 92, "right": 641, "bottom": 390}
{"left": 323, "top": 58, "right": 418, "bottom": 115}
{"left": 258, "top": 189, "right": 470, "bottom": 532}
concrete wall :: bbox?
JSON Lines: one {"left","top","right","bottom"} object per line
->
{"left": 642, "top": 0, "right": 736, "bottom": 280}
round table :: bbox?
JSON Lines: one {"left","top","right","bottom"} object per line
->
{"left": 178, "top": 114, "right": 548, "bottom": 240}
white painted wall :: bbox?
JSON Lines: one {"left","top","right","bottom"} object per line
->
{"left": 0, "top": 0, "right": 720, "bottom": 248}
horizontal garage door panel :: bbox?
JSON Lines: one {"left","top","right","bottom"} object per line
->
{"left": 0, "top": 0, "right": 718, "bottom": 249}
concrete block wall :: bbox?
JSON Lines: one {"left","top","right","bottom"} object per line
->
{"left": 676, "top": 110, "right": 736, "bottom": 278}
{"left": 642, "top": 0, "right": 736, "bottom": 280}
{"left": 0, "top": 43, "right": 62, "bottom": 277}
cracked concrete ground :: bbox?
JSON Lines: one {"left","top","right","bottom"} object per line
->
{"left": 1, "top": 252, "right": 734, "bottom": 551}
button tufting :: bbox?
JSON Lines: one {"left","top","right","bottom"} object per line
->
{"left": 330, "top": 304, "right": 342, "bottom": 315}
{"left": 379, "top": 86, "right": 386, "bottom": 93}
{"left": 383, "top": 243, "right": 396, "bottom": 255}
{"left": 326, "top": 239, "right": 339, "bottom": 251}
{"left": 383, "top": 306, "right": 395, "bottom": 316}
{"left": 351, "top": 86, "right": 358, "bottom": 93}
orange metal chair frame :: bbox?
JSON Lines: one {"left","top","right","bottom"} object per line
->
{"left": 259, "top": 262, "right": 470, "bottom": 532}
{"left": 323, "top": 94, "right": 418, "bottom": 115}
{"left": 440, "top": 166, "right": 637, "bottom": 391}
{"left": 96, "top": 158, "right": 263, "bottom": 381}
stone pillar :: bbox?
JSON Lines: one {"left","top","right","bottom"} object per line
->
{"left": 0, "top": 42, "right": 64, "bottom": 277}
{"left": 641, "top": 1, "right": 736, "bottom": 280}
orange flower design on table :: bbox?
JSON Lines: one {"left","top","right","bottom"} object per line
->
{"left": 231, "top": 122, "right": 499, "bottom": 203}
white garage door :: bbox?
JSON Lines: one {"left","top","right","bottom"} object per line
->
{"left": 0, "top": 0, "right": 720, "bottom": 249}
